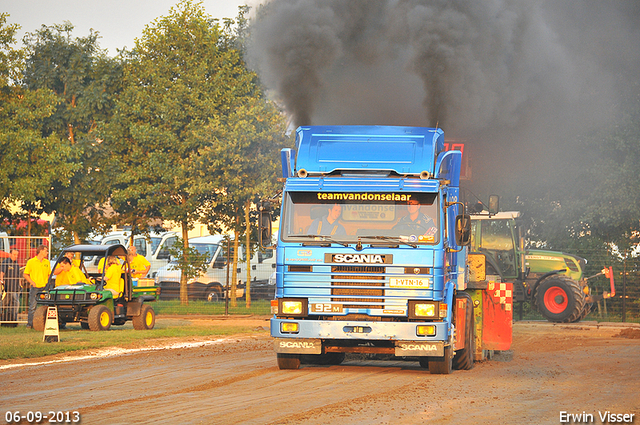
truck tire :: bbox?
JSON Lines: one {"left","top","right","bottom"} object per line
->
{"left": 132, "top": 304, "right": 155, "bottom": 330}
{"left": 81, "top": 322, "right": 90, "bottom": 330}
{"left": 453, "top": 293, "right": 475, "bottom": 370}
{"left": 88, "top": 305, "right": 112, "bottom": 331}
{"left": 277, "top": 353, "right": 301, "bottom": 370}
{"left": 535, "top": 275, "right": 586, "bottom": 323}
{"left": 429, "top": 345, "right": 453, "bottom": 374}
{"left": 33, "top": 305, "right": 48, "bottom": 332}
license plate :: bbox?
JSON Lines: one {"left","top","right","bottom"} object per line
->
{"left": 389, "top": 277, "right": 430, "bottom": 288}
{"left": 311, "top": 303, "right": 343, "bottom": 313}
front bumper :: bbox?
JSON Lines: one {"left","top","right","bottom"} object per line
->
{"left": 271, "top": 318, "right": 450, "bottom": 357}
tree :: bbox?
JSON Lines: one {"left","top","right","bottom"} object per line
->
{"left": 21, "top": 22, "right": 122, "bottom": 243}
{"left": 0, "top": 14, "right": 75, "bottom": 227}
{"left": 108, "top": 1, "right": 288, "bottom": 305}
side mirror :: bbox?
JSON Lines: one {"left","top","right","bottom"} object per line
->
{"left": 212, "top": 254, "right": 226, "bottom": 269}
{"left": 488, "top": 195, "right": 499, "bottom": 215}
{"left": 258, "top": 200, "right": 273, "bottom": 248}
{"left": 455, "top": 214, "right": 471, "bottom": 246}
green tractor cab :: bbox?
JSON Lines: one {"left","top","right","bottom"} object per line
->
{"left": 33, "top": 244, "right": 160, "bottom": 331}
{"left": 470, "top": 211, "right": 594, "bottom": 323}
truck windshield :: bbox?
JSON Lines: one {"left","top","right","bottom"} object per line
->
{"left": 281, "top": 192, "right": 439, "bottom": 245}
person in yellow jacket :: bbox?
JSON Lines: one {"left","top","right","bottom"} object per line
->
{"left": 55, "top": 257, "right": 90, "bottom": 287}
{"left": 103, "top": 256, "right": 124, "bottom": 298}
{"left": 24, "top": 245, "right": 50, "bottom": 328}
{"left": 128, "top": 246, "right": 151, "bottom": 278}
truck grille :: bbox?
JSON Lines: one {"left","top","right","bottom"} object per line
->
{"left": 331, "top": 265, "right": 385, "bottom": 308}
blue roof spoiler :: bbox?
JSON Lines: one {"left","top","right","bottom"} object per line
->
{"left": 291, "top": 125, "right": 444, "bottom": 177}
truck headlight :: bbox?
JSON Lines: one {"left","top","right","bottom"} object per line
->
{"left": 417, "top": 325, "right": 436, "bottom": 336}
{"left": 408, "top": 300, "right": 439, "bottom": 319}
{"left": 278, "top": 298, "right": 308, "bottom": 317}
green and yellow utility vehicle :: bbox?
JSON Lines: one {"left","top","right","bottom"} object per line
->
{"left": 33, "top": 244, "right": 160, "bottom": 331}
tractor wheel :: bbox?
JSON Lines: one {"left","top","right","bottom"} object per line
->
{"left": 429, "top": 345, "right": 453, "bottom": 374}
{"left": 33, "top": 306, "right": 48, "bottom": 331}
{"left": 574, "top": 303, "right": 593, "bottom": 322}
{"left": 535, "top": 275, "right": 586, "bottom": 323}
{"left": 453, "top": 293, "right": 475, "bottom": 371}
{"left": 277, "top": 353, "right": 301, "bottom": 370}
{"left": 80, "top": 322, "right": 90, "bottom": 330}
{"left": 88, "top": 305, "right": 113, "bottom": 331}
{"left": 133, "top": 304, "right": 156, "bottom": 330}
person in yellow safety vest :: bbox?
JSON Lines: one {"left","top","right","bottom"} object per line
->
{"left": 24, "top": 245, "right": 50, "bottom": 328}
{"left": 307, "top": 203, "right": 346, "bottom": 236}
{"left": 54, "top": 256, "right": 90, "bottom": 287}
{"left": 128, "top": 246, "right": 151, "bottom": 278}
{"left": 104, "top": 255, "right": 124, "bottom": 298}
{"left": 53, "top": 251, "right": 81, "bottom": 277}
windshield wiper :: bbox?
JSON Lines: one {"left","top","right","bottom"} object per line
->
{"left": 359, "top": 235, "right": 417, "bottom": 248}
{"left": 289, "top": 234, "right": 350, "bottom": 247}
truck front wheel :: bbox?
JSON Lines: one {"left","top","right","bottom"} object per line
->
{"left": 453, "top": 293, "right": 475, "bottom": 370}
{"left": 429, "top": 345, "right": 453, "bottom": 374}
{"left": 535, "top": 275, "right": 586, "bottom": 323}
{"left": 132, "top": 304, "right": 156, "bottom": 330}
{"left": 88, "top": 305, "right": 112, "bottom": 331}
{"left": 277, "top": 353, "right": 301, "bottom": 370}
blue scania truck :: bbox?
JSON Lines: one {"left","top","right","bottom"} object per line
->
{"left": 258, "top": 125, "right": 512, "bottom": 373}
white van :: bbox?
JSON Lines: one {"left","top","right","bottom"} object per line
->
{"left": 154, "top": 235, "right": 275, "bottom": 301}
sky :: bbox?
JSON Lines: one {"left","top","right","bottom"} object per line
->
{"left": 1, "top": 0, "right": 260, "bottom": 55}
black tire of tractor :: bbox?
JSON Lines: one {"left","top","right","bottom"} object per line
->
{"left": 132, "top": 304, "right": 156, "bottom": 330}
{"left": 574, "top": 303, "right": 593, "bottom": 322}
{"left": 535, "top": 275, "right": 586, "bottom": 323}
{"left": 80, "top": 322, "right": 90, "bottom": 330}
{"left": 453, "top": 293, "right": 475, "bottom": 371}
{"left": 88, "top": 305, "right": 112, "bottom": 331}
{"left": 33, "top": 305, "right": 48, "bottom": 332}
{"left": 277, "top": 353, "right": 301, "bottom": 370}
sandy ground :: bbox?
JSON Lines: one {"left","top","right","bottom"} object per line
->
{"left": 1, "top": 318, "right": 639, "bottom": 425}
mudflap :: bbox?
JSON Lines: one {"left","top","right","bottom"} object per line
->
{"left": 126, "top": 299, "right": 142, "bottom": 317}
{"left": 468, "top": 281, "right": 513, "bottom": 361}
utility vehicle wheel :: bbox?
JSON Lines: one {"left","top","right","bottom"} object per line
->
{"left": 429, "top": 345, "right": 453, "bottom": 374}
{"left": 206, "top": 288, "right": 220, "bottom": 302}
{"left": 80, "top": 322, "right": 90, "bottom": 330}
{"left": 453, "top": 293, "right": 475, "bottom": 370}
{"left": 277, "top": 353, "right": 301, "bottom": 370}
{"left": 133, "top": 304, "right": 155, "bottom": 330}
{"left": 419, "top": 358, "right": 429, "bottom": 369}
{"left": 88, "top": 305, "right": 112, "bottom": 331}
{"left": 33, "top": 305, "right": 48, "bottom": 331}
{"left": 535, "top": 275, "right": 585, "bottom": 323}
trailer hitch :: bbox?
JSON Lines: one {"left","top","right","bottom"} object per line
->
{"left": 584, "top": 266, "right": 615, "bottom": 303}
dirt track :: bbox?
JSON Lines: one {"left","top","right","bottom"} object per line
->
{"left": 1, "top": 319, "right": 639, "bottom": 425}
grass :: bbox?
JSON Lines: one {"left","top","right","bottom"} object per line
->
{"left": 0, "top": 315, "right": 270, "bottom": 361}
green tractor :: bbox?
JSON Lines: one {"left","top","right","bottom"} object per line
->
{"left": 470, "top": 210, "right": 598, "bottom": 323}
{"left": 33, "top": 244, "right": 159, "bottom": 331}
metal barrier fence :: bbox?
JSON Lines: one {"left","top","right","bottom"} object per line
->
{"left": 1, "top": 236, "right": 51, "bottom": 326}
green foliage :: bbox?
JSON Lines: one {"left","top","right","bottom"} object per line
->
{"left": 167, "top": 237, "right": 209, "bottom": 282}
{"left": 0, "top": 15, "right": 76, "bottom": 222}
{"left": 20, "top": 21, "right": 123, "bottom": 242}
{"left": 106, "top": 1, "right": 288, "bottom": 303}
